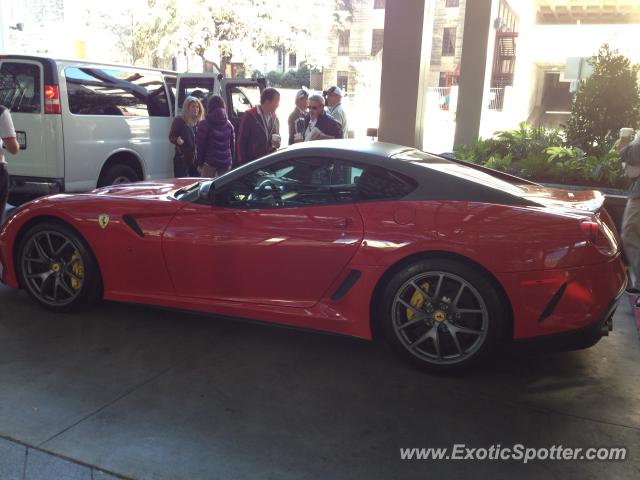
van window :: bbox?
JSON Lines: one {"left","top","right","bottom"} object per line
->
{"left": 229, "top": 85, "right": 260, "bottom": 118}
{"left": 177, "top": 77, "right": 215, "bottom": 111}
{"left": 0, "top": 62, "right": 42, "bottom": 113}
{"left": 65, "top": 67, "right": 170, "bottom": 117}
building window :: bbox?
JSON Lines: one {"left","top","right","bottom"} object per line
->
{"left": 337, "top": 71, "right": 349, "bottom": 92}
{"left": 438, "top": 72, "right": 447, "bottom": 87}
{"left": 445, "top": 0, "right": 459, "bottom": 7}
{"left": 442, "top": 27, "right": 456, "bottom": 56}
{"left": 371, "top": 29, "right": 384, "bottom": 56}
{"left": 338, "top": 30, "right": 350, "bottom": 56}
{"left": 277, "top": 48, "right": 284, "bottom": 67}
{"left": 288, "top": 53, "right": 297, "bottom": 68}
{"left": 374, "top": 0, "right": 385, "bottom": 8}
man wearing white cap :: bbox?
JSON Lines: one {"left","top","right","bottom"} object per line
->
{"left": 287, "top": 89, "right": 309, "bottom": 145}
{"left": 325, "top": 86, "right": 348, "bottom": 138}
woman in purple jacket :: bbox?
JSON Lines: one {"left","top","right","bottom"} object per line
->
{"left": 196, "top": 95, "right": 235, "bottom": 178}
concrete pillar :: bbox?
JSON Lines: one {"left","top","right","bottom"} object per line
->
{"left": 0, "top": 0, "right": 10, "bottom": 53}
{"left": 453, "top": 0, "right": 495, "bottom": 148}
{"left": 378, "top": 0, "right": 435, "bottom": 148}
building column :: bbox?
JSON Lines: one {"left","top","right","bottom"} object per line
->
{"left": 378, "top": 0, "right": 435, "bottom": 148}
{"left": 0, "top": 0, "right": 10, "bottom": 53}
{"left": 453, "top": 0, "right": 495, "bottom": 148}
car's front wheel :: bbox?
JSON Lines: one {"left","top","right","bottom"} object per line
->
{"left": 17, "top": 221, "right": 102, "bottom": 311}
{"left": 375, "top": 258, "right": 507, "bottom": 373}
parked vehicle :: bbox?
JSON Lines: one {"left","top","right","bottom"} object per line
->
{"left": 0, "top": 55, "right": 264, "bottom": 200}
{"left": 0, "top": 141, "right": 626, "bottom": 372}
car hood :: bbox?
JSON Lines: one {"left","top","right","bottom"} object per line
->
{"left": 90, "top": 178, "right": 203, "bottom": 199}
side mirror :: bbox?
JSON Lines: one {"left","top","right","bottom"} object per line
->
{"left": 199, "top": 181, "right": 216, "bottom": 204}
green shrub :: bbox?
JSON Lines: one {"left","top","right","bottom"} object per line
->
{"left": 453, "top": 123, "right": 628, "bottom": 190}
{"left": 565, "top": 44, "right": 640, "bottom": 158}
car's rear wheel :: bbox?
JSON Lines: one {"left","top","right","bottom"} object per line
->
{"left": 17, "top": 221, "right": 102, "bottom": 311}
{"left": 375, "top": 258, "right": 507, "bottom": 373}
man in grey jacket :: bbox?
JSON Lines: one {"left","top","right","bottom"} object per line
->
{"left": 325, "top": 86, "right": 348, "bottom": 138}
{"left": 620, "top": 139, "right": 640, "bottom": 293}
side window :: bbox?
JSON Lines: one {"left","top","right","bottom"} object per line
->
{"left": 216, "top": 158, "right": 362, "bottom": 209}
{"left": 65, "top": 67, "right": 169, "bottom": 117}
{"left": 177, "top": 77, "right": 215, "bottom": 112}
{"left": 356, "top": 166, "right": 417, "bottom": 201}
{"left": 229, "top": 87, "right": 254, "bottom": 118}
{"left": 0, "top": 62, "right": 42, "bottom": 113}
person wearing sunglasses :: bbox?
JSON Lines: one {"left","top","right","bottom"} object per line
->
{"left": 303, "top": 94, "right": 342, "bottom": 142}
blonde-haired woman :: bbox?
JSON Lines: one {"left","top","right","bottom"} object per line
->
{"left": 169, "top": 96, "right": 204, "bottom": 177}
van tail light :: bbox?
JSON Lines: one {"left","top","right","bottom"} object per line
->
{"left": 44, "top": 85, "right": 61, "bottom": 114}
{"left": 581, "top": 219, "right": 617, "bottom": 255}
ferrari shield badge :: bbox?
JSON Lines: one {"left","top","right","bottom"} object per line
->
{"left": 98, "top": 214, "right": 110, "bottom": 229}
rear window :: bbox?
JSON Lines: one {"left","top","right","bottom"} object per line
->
{"left": 393, "top": 149, "right": 455, "bottom": 164}
{"left": 65, "top": 67, "right": 170, "bottom": 117}
{"left": 0, "top": 62, "right": 42, "bottom": 113}
{"left": 399, "top": 150, "right": 526, "bottom": 195}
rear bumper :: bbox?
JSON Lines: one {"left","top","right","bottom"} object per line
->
{"left": 10, "top": 175, "right": 64, "bottom": 197}
{"left": 498, "top": 255, "right": 627, "bottom": 339}
{"left": 513, "top": 279, "right": 626, "bottom": 352}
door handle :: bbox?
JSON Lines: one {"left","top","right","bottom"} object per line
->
{"left": 329, "top": 217, "right": 349, "bottom": 229}
{"left": 314, "top": 216, "right": 350, "bottom": 229}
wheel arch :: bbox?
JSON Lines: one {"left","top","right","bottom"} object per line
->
{"left": 12, "top": 215, "right": 104, "bottom": 294}
{"left": 97, "top": 150, "right": 144, "bottom": 187}
{"left": 369, "top": 250, "right": 514, "bottom": 342}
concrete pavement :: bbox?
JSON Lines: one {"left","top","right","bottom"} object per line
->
{"left": 0, "top": 282, "right": 639, "bottom": 480}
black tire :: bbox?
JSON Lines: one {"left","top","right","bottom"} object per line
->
{"left": 99, "top": 164, "right": 139, "bottom": 187}
{"left": 17, "top": 221, "right": 102, "bottom": 311}
{"left": 374, "top": 258, "right": 507, "bottom": 373}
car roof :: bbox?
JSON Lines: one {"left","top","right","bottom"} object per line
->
{"left": 282, "top": 139, "right": 414, "bottom": 161}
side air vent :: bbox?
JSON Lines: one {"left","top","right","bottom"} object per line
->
{"left": 538, "top": 282, "right": 567, "bottom": 322}
{"left": 331, "top": 270, "right": 362, "bottom": 301}
{"left": 122, "top": 214, "right": 144, "bottom": 237}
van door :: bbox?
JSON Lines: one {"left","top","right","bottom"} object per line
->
{"left": 0, "top": 59, "right": 57, "bottom": 186}
{"left": 174, "top": 74, "right": 265, "bottom": 131}
{"left": 220, "top": 79, "right": 265, "bottom": 133}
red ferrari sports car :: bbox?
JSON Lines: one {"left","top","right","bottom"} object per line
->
{"left": 0, "top": 141, "right": 627, "bottom": 372}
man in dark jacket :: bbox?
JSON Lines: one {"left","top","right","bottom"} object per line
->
{"left": 287, "top": 89, "right": 308, "bottom": 145}
{"left": 303, "top": 94, "right": 342, "bottom": 141}
{"left": 236, "top": 87, "right": 280, "bottom": 165}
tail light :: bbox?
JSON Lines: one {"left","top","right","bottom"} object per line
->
{"left": 44, "top": 85, "right": 61, "bottom": 114}
{"left": 581, "top": 219, "right": 617, "bottom": 255}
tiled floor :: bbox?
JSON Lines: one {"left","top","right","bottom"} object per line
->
{"left": 1, "top": 283, "right": 639, "bottom": 480}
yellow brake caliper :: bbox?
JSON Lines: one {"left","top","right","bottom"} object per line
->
{"left": 69, "top": 254, "right": 84, "bottom": 290}
{"left": 407, "top": 282, "right": 430, "bottom": 320}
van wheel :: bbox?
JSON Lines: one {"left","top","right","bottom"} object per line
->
{"left": 99, "top": 164, "right": 139, "bottom": 186}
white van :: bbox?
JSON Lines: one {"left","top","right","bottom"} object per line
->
{"left": 0, "top": 55, "right": 264, "bottom": 199}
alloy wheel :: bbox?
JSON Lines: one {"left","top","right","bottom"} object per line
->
{"left": 20, "top": 230, "right": 85, "bottom": 307}
{"left": 391, "top": 271, "right": 489, "bottom": 365}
